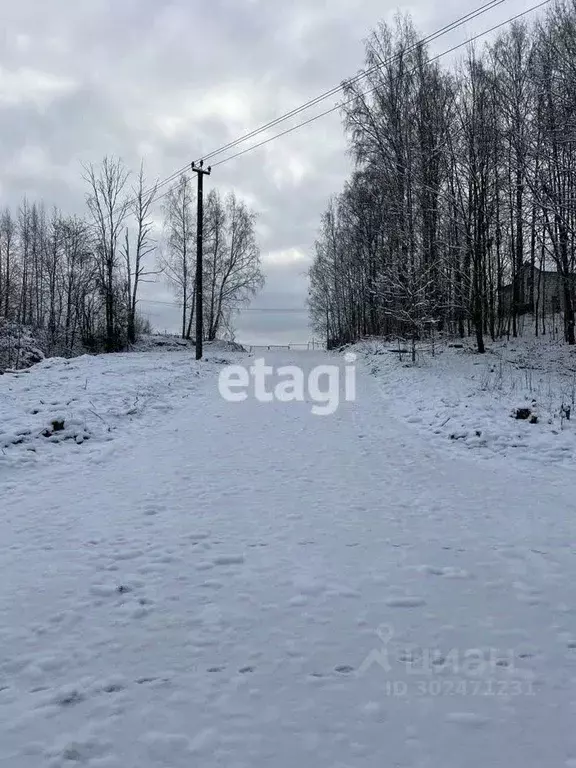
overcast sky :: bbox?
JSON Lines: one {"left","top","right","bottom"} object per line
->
{"left": 0, "top": 0, "right": 541, "bottom": 345}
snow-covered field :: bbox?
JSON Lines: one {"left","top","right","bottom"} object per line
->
{"left": 1, "top": 344, "right": 576, "bottom": 767}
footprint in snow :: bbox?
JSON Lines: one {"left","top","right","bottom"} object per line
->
{"left": 90, "top": 584, "right": 118, "bottom": 598}
{"left": 195, "top": 562, "right": 214, "bottom": 572}
{"left": 109, "top": 549, "right": 144, "bottom": 562}
{"left": 445, "top": 712, "right": 490, "bottom": 727}
{"left": 212, "top": 554, "right": 245, "bottom": 566}
{"left": 416, "top": 565, "right": 470, "bottom": 579}
{"left": 385, "top": 596, "right": 427, "bottom": 608}
{"left": 200, "top": 580, "right": 224, "bottom": 590}
{"left": 52, "top": 685, "right": 85, "bottom": 707}
{"left": 143, "top": 503, "right": 163, "bottom": 516}
{"left": 101, "top": 678, "right": 126, "bottom": 694}
{"left": 188, "top": 532, "right": 211, "bottom": 542}
{"left": 289, "top": 595, "right": 309, "bottom": 607}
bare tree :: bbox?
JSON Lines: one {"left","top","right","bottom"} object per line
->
{"left": 83, "top": 156, "right": 131, "bottom": 351}
{"left": 60, "top": 215, "right": 93, "bottom": 353}
{"left": 203, "top": 192, "right": 264, "bottom": 341}
{"left": 124, "top": 163, "right": 158, "bottom": 344}
{"left": 0, "top": 208, "right": 16, "bottom": 319}
{"left": 159, "top": 174, "right": 196, "bottom": 339}
{"left": 491, "top": 23, "right": 534, "bottom": 337}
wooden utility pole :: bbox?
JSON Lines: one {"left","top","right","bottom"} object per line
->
{"left": 192, "top": 160, "right": 211, "bottom": 360}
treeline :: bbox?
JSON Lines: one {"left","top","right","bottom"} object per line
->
{"left": 0, "top": 204, "right": 98, "bottom": 356}
{"left": 309, "top": 2, "right": 576, "bottom": 350}
{"left": 0, "top": 159, "right": 158, "bottom": 357}
{"left": 0, "top": 157, "right": 263, "bottom": 360}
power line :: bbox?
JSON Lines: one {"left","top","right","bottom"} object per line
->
{"left": 148, "top": 0, "right": 551, "bottom": 204}
{"left": 143, "top": 0, "right": 512, "bottom": 201}
{"left": 211, "top": 0, "right": 552, "bottom": 170}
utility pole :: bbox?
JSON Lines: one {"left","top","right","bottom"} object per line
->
{"left": 192, "top": 160, "right": 211, "bottom": 360}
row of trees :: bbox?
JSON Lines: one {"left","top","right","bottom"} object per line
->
{"left": 309, "top": 2, "right": 576, "bottom": 351}
{"left": 0, "top": 158, "right": 263, "bottom": 358}
{"left": 0, "top": 160, "right": 158, "bottom": 357}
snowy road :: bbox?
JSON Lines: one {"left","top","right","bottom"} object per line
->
{"left": 1, "top": 350, "right": 576, "bottom": 767}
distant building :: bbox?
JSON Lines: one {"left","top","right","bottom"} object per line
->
{"left": 499, "top": 263, "right": 576, "bottom": 317}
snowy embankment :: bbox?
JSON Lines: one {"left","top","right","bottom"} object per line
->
{"left": 0, "top": 341, "right": 243, "bottom": 470}
{"left": 355, "top": 336, "right": 576, "bottom": 467}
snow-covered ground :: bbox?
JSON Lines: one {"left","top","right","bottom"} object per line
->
{"left": 356, "top": 335, "right": 576, "bottom": 468}
{"left": 1, "top": 346, "right": 576, "bottom": 767}
{"left": 0, "top": 342, "right": 243, "bottom": 470}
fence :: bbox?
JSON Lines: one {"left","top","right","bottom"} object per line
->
{"left": 243, "top": 340, "right": 324, "bottom": 353}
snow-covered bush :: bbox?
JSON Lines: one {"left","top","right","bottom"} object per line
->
{"left": 0, "top": 321, "right": 45, "bottom": 372}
